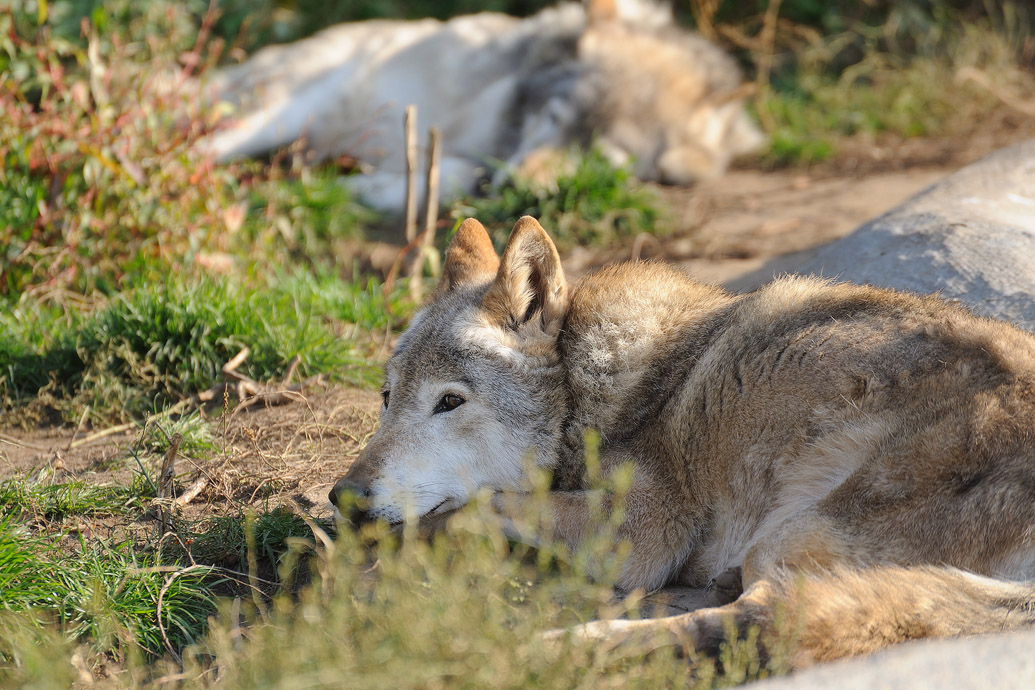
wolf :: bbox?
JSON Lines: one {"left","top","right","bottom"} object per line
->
{"left": 200, "top": 0, "right": 763, "bottom": 212}
{"left": 330, "top": 215, "right": 1035, "bottom": 665}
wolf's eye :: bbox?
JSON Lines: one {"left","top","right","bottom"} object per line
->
{"left": 381, "top": 390, "right": 390, "bottom": 408}
{"left": 434, "top": 393, "right": 465, "bottom": 414}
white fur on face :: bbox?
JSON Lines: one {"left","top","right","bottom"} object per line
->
{"left": 364, "top": 378, "right": 535, "bottom": 524}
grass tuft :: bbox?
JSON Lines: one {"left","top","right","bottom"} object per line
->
{"left": 756, "top": 4, "right": 1035, "bottom": 165}
{"left": 0, "top": 517, "right": 216, "bottom": 662}
{"left": 0, "top": 478, "right": 147, "bottom": 522}
{"left": 175, "top": 508, "right": 314, "bottom": 580}
{"left": 454, "top": 148, "right": 669, "bottom": 252}
{"left": 0, "top": 275, "right": 387, "bottom": 423}
{"left": 141, "top": 411, "right": 218, "bottom": 460}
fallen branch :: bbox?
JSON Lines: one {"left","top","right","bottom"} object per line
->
{"left": 174, "top": 475, "right": 209, "bottom": 506}
{"left": 69, "top": 399, "right": 189, "bottom": 450}
{"left": 230, "top": 377, "right": 322, "bottom": 416}
{"left": 221, "top": 346, "right": 251, "bottom": 381}
{"left": 195, "top": 348, "right": 320, "bottom": 413}
{"left": 282, "top": 354, "right": 302, "bottom": 385}
{"left": 0, "top": 434, "right": 51, "bottom": 451}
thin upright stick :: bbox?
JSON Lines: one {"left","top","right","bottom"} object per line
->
{"left": 403, "top": 105, "right": 419, "bottom": 244}
{"left": 158, "top": 433, "right": 183, "bottom": 535}
{"left": 411, "top": 126, "right": 442, "bottom": 301}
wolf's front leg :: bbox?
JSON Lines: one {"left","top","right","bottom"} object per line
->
{"left": 543, "top": 578, "right": 780, "bottom": 662}
{"left": 492, "top": 488, "right": 696, "bottom": 592}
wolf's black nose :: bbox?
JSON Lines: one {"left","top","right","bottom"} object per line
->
{"left": 329, "top": 476, "right": 372, "bottom": 524}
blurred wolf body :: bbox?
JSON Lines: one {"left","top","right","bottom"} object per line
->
{"left": 200, "top": 0, "right": 763, "bottom": 211}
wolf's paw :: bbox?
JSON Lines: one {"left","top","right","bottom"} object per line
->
{"left": 685, "top": 599, "right": 770, "bottom": 659}
{"left": 685, "top": 607, "right": 734, "bottom": 658}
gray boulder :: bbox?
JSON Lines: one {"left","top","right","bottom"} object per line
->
{"left": 747, "top": 630, "right": 1035, "bottom": 690}
{"left": 744, "top": 140, "right": 1035, "bottom": 331}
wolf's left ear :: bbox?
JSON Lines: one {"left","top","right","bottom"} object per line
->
{"left": 438, "top": 218, "right": 500, "bottom": 293}
{"left": 482, "top": 216, "right": 568, "bottom": 337}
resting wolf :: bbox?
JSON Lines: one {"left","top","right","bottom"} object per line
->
{"left": 330, "top": 216, "right": 1035, "bottom": 664}
{"left": 200, "top": 0, "right": 762, "bottom": 211}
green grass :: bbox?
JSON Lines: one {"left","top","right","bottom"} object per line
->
{"left": 140, "top": 411, "right": 218, "bottom": 460}
{"left": 0, "top": 476, "right": 790, "bottom": 689}
{"left": 2, "top": 1, "right": 1033, "bottom": 686}
{"left": 0, "top": 516, "right": 216, "bottom": 664}
{"left": 453, "top": 148, "right": 669, "bottom": 252}
{"left": 172, "top": 508, "right": 316, "bottom": 584}
{"left": 756, "top": 4, "right": 1034, "bottom": 165}
{"left": 0, "top": 477, "right": 149, "bottom": 522}
{"left": 275, "top": 271, "right": 415, "bottom": 334}
{"left": 1, "top": 5, "right": 380, "bottom": 300}
{"left": 194, "top": 504, "right": 785, "bottom": 689}
{"left": 0, "top": 273, "right": 400, "bottom": 423}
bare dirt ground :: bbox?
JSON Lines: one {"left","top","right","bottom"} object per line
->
{"left": 3, "top": 125, "right": 1033, "bottom": 572}
{"left": 0, "top": 388, "right": 380, "bottom": 520}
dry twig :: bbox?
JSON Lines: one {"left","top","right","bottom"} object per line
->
{"left": 410, "top": 125, "right": 442, "bottom": 302}
{"left": 158, "top": 432, "right": 183, "bottom": 534}
{"left": 65, "top": 405, "right": 91, "bottom": 452}
{"left": 403, "top": 104, "right": 419, "bottom": 244}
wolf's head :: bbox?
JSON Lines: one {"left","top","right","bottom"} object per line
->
{"left": 330, "top": 217, "right": 570, "bottom": 524}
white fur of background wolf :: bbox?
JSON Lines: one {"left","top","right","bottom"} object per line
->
{"left": 200, "top": 0, "right": 764, "bottom": 212}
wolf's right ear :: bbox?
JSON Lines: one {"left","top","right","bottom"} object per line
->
{"left": 438, "top": 218, "right": 500, "bottom": 293}
{"left": 482, "top": 216, "right": 568, "bottom": 338}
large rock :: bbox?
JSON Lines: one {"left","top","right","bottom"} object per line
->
{"left": 740, "top": 140, "right": 1035, "bottom": 331}
{"left": 747, "top": 630, "right": 1035, "bottom": 690}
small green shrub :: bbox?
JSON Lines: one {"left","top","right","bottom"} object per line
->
{"left": 454, "top": 148, "right": 668, "bottom": 252}
{"left": 176, "top": 508, "right": 314, "bottom": 579}
{"left": 140, "top": 411, "right": 218, "bottom": 460}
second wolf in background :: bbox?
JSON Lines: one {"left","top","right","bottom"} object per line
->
{"left": 200, "top": 0, "right": 764, "bottom": 211}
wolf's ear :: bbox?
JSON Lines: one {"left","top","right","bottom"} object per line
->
{"left": 482, "top": 216, "right": 568, "bottom": 337}
{"left": 439, "top": 218, "right": 500, "bottom": 293}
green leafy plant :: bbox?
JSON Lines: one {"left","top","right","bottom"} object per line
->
{"left": 454, "top": 148, "right": 668, "bottom": 252}
{"left": 0, "top": 478, "right": 146, "bottom": 522}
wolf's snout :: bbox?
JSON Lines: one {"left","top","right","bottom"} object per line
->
{"left": 329, "top": 475, "right": 372, "bottom": 524}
